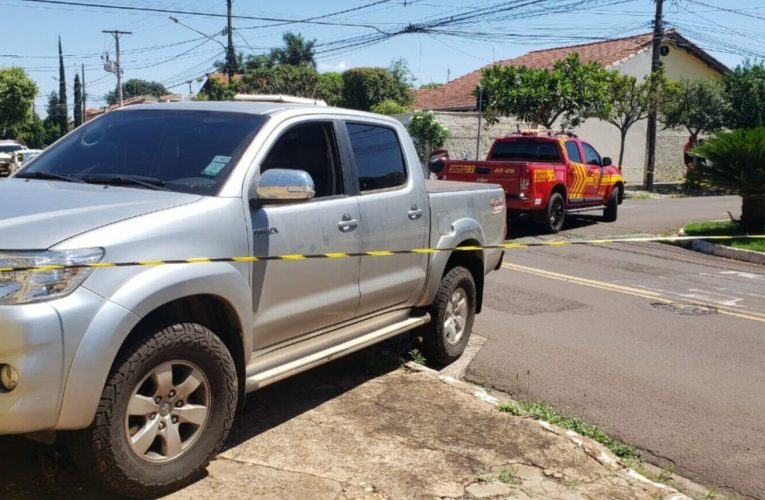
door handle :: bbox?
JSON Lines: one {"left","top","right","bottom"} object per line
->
{"left": 338, "top": 213, "right": 359, "bottom": 232}
{"left": 408, "top": 205, "right": 424, "bottom": 220}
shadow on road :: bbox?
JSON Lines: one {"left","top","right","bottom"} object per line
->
{"left": 0, "top": 344, "right": 406, "bottom": 499}
{"left": 507, "top": 213, "right": 603, "bottom": 239}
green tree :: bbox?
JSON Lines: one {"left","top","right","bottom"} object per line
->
{"left": 694, "top": 128, "right": 765, "bottom": 232}
{"left": 660, "top": 78, "right": 727, "bottom": 144}
{"left": 342, "top": 67, "right": 412, "bottom": 111}
{"left": 44, "top": 91, "right": 64, "bottom": 143}
{"left": 480, "top": 53, "right": 610, "bottom": 130}
{"left": 57, "top": 36, "right": 69, "bottom": 136}
{"left": 195, "top": 77, "right": 236, "bottom": 101}
{"left": 73, "top": 72, "right": 83, "bottom": 127}
{"left": 420, "top": 82, "right": 443, "bottom": 89}
{"left": 597, "top": 70, "right": 665, "bottom": 168}
{"left": 273, "top": 32, "right": 316, "bottom": 68}
{"left": 106, "top": 79, "right": 168, "bottom": 105}
{"left": 407, "top": 111, "right": 451, "bottom": 159}
{"left": 0, "top": 67, "right": 38, "bottom": 138}
{"left": 724, "top": 60, "right": 765, "bottom": 129}
{"left": 371, "top": 99, "right": 409, "bottom": 115}
{"left": 316, "top": 72, "right": 343, "bottom": 106}
{"left": 236, "top": 65, "right": 320, "bottom": 97}
{"left": 14, "top": 112, "right": 48, "bottom": 148}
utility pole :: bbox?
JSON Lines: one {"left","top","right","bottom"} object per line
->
{"left": 226, "top": 0, "right": 236, "bottom": 79}
{"left": 644, "top": 0, "right": 664, "bottom": 191}
{"left": 102, "top": 30, "right": 132, "bottom": 107}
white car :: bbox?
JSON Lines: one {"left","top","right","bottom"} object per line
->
{"left": 0, "top": 141, "right": 27, "bottom": 177}
{"left": 13, "top": 149, "right": 43, "bottom": 172}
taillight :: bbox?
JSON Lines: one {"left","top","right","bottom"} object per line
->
{"left": 519, "top": 169, "right": 531, "bottom": 193}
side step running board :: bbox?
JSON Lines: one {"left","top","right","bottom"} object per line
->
{"left": 245, "top": 313, "right": 431, "bottom": 392}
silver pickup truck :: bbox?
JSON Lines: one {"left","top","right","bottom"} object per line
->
{"left": 0, "top": 101, "right": 505, "bottom": 497}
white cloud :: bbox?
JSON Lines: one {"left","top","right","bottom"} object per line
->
{"left": 318, "top": 61, "right": 348, "bottom": 72}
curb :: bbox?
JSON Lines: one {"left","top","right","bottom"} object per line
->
{"left": 677, "top": 231, "right": 765, "bottom": 265}
{"left": 403, "top": 361, "right": 690, "bottom": 500}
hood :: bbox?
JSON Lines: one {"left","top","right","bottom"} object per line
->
{"left": 0, "top": 178, "right": 202, "bottom": 249}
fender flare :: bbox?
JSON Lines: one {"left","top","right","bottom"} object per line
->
{"left": 56, "top": 264, "right": 252, "bottom": 429}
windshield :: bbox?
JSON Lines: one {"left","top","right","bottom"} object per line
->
{"left": 489, "top": 139, "right": 561, "bottom": 163}
{"left": 18, "top": 109, "right": 265, "bottom": 195}
{"left": 0, "top": 145, "right": 23, "bottom": 153}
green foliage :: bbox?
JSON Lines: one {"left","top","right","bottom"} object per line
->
{"left": 316, "top": 72, "right": 343, "bottom": 106}
{"left": 597, "top": 69, "right": 665, "bottom": 167}
{"left": 341, "top": 67, "right": 413, "bottom": 111}
{"left": 497, "top": 467, "right": 521, "bottom": 486}
{"left": 236, "top": 65, "right": 321, "bottom": 98}
{"left": 480, "top": 53, "right": 610, "bottom": 129}
{"left": 408, "top": 348, "right": 427, "bottom": 365}
{"left": 73, "top": 73, "right": 83, "bottom": 127}
{"left": 420, "top": 82, "right": 443, "bottom": 89}
{"left": 659, "top": 78, "right": 726, "bottom": 140}
{"left": 0, "top": 66, "right": 38, "bottom": 137}
{"left": 407, "top": 111, "right": 451, "bottom": 159}
{"left": 693, "top": 128, "right": 765, "bottom": 231}
{"left": 498, "top": 400, "right": 639, "bottom": 459}
{"left": 57, "top": 36, "right": 68, "bottom": 136}
{"left": 371, "top": 99, "right": 409, "bottom": 115}
{"left": 274, "top": 32, "right": 316, "bottom": 68}
{"left": 724, "top": 60, "right": 765, "bottom": 129}
{"left": 388, "top": 58, "right": 415, "bottom": 88}
{"left": 195, "top": 77, "right": 236, "bottom": 101}
{"left": 106, "top": 79, "right": 169, "bottom": 106}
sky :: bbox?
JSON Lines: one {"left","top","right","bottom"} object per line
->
{"left": 2, "top": 0, "right": 765, "bottom": 116}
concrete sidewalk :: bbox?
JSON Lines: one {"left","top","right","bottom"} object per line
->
{"left": 1, "top": 347, "right": 682, "bottom": 499}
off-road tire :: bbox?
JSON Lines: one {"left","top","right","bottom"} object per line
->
{"left": 544, "top": 192, "right": 566, "bottom": 233}
{"left": 603, "top": 187, "right": 619, "bottom": 222}
{"left": 66, "top": 323, "right": 237, "bottom": 498}
{"left": 420, "top": 266, "right": 477, "bottom": 366}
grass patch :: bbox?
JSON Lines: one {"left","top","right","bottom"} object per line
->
{"left": 684, "top": 220, "right": 765, "bottom": 253}
{"left": 408, "top": 348, "right": 427, "bottom": 365}
{"left": 499, "top": 400, "right": 639, "bottom": 460}
{"left": 497, "top": 467, "right": 522, "bottom": 486}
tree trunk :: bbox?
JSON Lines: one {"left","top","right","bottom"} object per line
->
{"left": 740, "top": 194, "right": 765, "bottom": 233}
{"left": 618, "top": 129, "right": 627, "bottom": 170}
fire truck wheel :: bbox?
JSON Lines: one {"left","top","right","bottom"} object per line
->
{"left": 603, "top": 187, "right": 619, "bottom": 222}
{"left": 544, "top": 192, "right": 566, "bottom": 233}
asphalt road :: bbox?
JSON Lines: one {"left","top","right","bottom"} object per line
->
{"left": 468, "top": 195, "right": 764, "bottom": 498}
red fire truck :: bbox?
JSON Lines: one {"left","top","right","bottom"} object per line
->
{"left": 431, "top": 132, "right": 625, "bottom": 233}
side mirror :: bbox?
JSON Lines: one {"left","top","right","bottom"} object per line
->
{"left": 601, "top": 157, "right": 612, "bottom": 167}
{"left": 252, "top": 168, "right": 315, "bottom": 203}
{"left": 428, "top": 159, "right": 446, "bottom": 174}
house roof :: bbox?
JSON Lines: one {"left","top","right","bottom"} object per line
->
{"left": 414, "top": 30, "right": 728, "bottom": 111}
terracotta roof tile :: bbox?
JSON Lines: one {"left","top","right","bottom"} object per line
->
{"left": 415, "top": 32, "right": 655, "bottom": 111}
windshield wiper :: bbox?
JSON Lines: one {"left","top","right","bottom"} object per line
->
{"left": 81, "top": 174, "right": 167, "bottom": 191}
{"left": 16, "top": 171, "right": 85, "bottom": 183}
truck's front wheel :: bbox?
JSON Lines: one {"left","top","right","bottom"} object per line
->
{"left": 420, "top": 266, "right": 476, "bottom": 365}
{"left": 67, "top": 322, "right": 237, "bottom": 498}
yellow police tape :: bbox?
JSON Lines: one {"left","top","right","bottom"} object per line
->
{"left": 1, "top": 235, "right": 763, "bottom": 273}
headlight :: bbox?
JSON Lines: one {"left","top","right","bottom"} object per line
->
{"left": 0, "top": 248, "right": 104, "bottom": 305}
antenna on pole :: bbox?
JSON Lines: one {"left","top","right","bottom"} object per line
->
{"left": 102, "top": 30, "right": 132, "bottom": 107}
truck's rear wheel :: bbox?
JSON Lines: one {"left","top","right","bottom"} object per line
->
{"left": 66, "top": 322, "right": 237, "bottom": 498}
{"left": 420, "top": 266, "right": 476, "bottom": 365}
{"left": 603, "top": 187, "right": 619, "bottom": 222}
{"left": 544, "top": 192, "right": 566, "bottom": 233}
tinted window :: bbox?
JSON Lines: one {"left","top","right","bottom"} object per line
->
{"left": 18, "top": 110, "right": 264, "bottom": 195}
{"left": 564, "top": 141, "right": 582, "bottom": 163}
{"left": 489, "top": 140, "right": 560, "bottom": 162}
{"left": 582, "top": 143, "right": 602, "bottom": 166}
{"left": 261, "top": 122, "right": 343, "bottom": 198}
{"left": 346, "top": 123, "right": 406, "bottom": 192}
{"left": 0, "top": 144, "right": 23, "bottom": 153}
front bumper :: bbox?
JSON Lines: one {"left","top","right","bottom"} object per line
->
{"left": 0, "top": 288, "right": 109, "bottom": 434}
{"left": 0, "top": 301, "right": 63, "bottom": 434}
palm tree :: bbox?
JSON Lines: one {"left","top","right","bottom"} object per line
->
{"left": 694, "top": 128, "right": 765, "bottom": 232}
{"left": 276, "top": 32, "right": 316, "bottom": 68}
